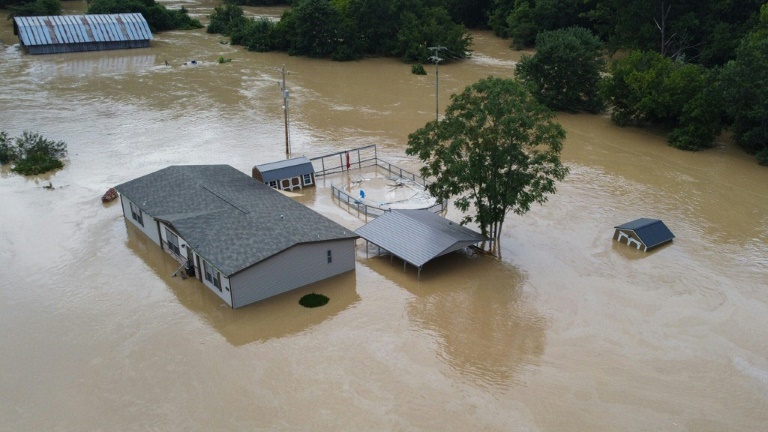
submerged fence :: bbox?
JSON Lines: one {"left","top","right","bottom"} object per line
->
{"left": 311, "top": 145, "right": 447, "bottom": 220}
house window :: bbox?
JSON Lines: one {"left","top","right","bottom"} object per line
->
{"left": 204, "top": 260, "right": 221, "bottom": 291}
{"left": 129, "top": 202, "right": 144, "bottom": 227}
{"left": 268, "top": 181, "right": 278, "bottom": 189}
{"left": 303, "top": 174, "right": 313, "bottom": 186}
{"left": 327, "top": 250, "right": 332, "bottom": 264}
{"left": 165, "top": 228, "right": 180, "bottom": 256}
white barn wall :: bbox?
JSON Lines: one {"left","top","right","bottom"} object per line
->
{"left": 120, "top": 195, "right": 160, "bottom": 246}
{"left": 230, "top": 239, "right": 356, "bottom": 308}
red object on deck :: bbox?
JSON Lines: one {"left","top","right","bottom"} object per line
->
{"left": 346, "top": 152, "right": 350, "bottom": 170}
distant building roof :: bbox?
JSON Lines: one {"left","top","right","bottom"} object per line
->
{"left": 355, "top": 209, "right": 488, "bottom": 269}
{"left": 115, "top": 165, "right": 357, "bottom": 276}
{"left": 614, "top": 218, "right": 675, "bottom": 250}
{"left": 13, "top": 14, "right": 152, "bottom": 53}
{"left": 254, "top": 156, "right": 314, "bottom": 183}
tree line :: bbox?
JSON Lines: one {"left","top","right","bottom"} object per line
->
{"left": 2, "top": 0, "right": 202, "bottom": 32}
{"left": 513, "top": 8, "right": 768, "bottom": 165}
{"left": 207, "top": 0, "right": 473, "bottom": 63}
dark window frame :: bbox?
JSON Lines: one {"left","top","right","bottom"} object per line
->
{"left": 129, "top": 202, "right": 144, "bottom": 227}
{"left": 165, "top": 227, "right": 181, "bottom": 256}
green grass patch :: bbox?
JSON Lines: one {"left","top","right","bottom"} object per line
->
{"left": 299, "top": 292, "right": 329, "bottom": 308}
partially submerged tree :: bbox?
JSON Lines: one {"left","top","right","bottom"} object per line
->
{"left": 406, "top": 77, "right": 568, "bottom": 247}
{"left": 0, "top": 130, "right": 68, "bottom": 175}
{"left": 515, "top": 26, "right": 605, "bottom": 113}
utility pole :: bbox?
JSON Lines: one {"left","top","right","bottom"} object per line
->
{"left": 278, "top": 64, "right": 290, "bottom": 159}
{"left": 428, "top": 45, "right": 446, "bottom": 123}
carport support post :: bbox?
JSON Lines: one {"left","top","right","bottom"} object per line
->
{"left": 403, "top": 260, "right": 406, "bottom": 273}
{"left": 418, "top": 266, "right": 422, "bottom": 280}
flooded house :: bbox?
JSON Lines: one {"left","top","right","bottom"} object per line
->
{"left": 13, "top": 13, "right": 152, "bottom": 55}
{"left": 114, "top": 165, "right": 358, "bottom": 308}
{"left": 613, "top": 218, "right": 675, "bottom": 251}
{"left": 252, "top": 156, "right": 315, "bottom": 191}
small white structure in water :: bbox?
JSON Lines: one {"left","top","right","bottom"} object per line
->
{"left": 614, "top": 218, "right": 675, "bottom": 251}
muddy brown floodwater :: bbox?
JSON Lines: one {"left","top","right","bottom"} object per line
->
{"left": 1, "top": 2, "right": 767, "bottom": 431}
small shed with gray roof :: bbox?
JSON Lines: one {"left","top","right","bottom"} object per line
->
{"left": 13, "top": 13, "right": 153, "bottom": 55}
{"left": 115, "top": 165, "right": 358, "bottom": 308}
{"left": 252, "top": 156, "right": 315, "bottom": 191}
{"left": 355, "top": 209, "right": 488, "bottom": 278}
{"left": 614, "top": 218, "right": 674, "bottom": 251}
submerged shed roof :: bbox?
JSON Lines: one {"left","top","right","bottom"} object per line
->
{"left": 254, "top": 156, "right": 314, "bottom": 183}
{"left": 14, "top": 13, "right": 153, "bottom": 47}
{"left": 614, "top": 218, "right": 675, "bottom": 250}
{"left": 356, "top": 209, "right": 487, "bottom": 268}
{"left": 115, "top": 165, "right": 357, "bottom": 276}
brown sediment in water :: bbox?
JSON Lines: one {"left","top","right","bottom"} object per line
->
{"left": 1, "top": 2, "right": 767, "bottom": 431}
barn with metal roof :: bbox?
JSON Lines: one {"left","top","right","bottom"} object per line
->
{"left": 614, "top": 218, "right": 675, "bottom": 251}
{"left": 13, "top": 13, "right": 153, "bottom": 55}
{"left": 252, "top": 156, "right": 316, "bottom": 191}
{"left": 115, "top": 165, "right": 358, "bottom": 308}
{"left": 355, "top": 209, "right": 488, "bottom": 278}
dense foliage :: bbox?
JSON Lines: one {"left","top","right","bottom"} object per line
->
{"left": 208, "top": 0, "right": 472, "bottom": 62}
{"left": 0, "top": 131, "right": 68, "bottom": 175}
{"left": 492, "top": 0, "right": 763, "bottom": 68}
{"left": 406, "top": 77, "right": 568, "bottom": 244}
{"left": 5, "top": 0, "right": 60, "bottom": 17}
{"left": 515, "top": 27, "right": 605, "bottom": 113}
{"left": 718, "top": 8, "right": 768, "bottom": 164}
{"left": 87, "top": 0, "right": 202, "bottom": 32}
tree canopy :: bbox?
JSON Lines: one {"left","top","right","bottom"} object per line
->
{"left": 406, "top": 77, "right": 568, "bottom": 244}
{"left": 87, "top": 0, "right": 202, "bottom": 32}
{"left": 0, "top": 130, "right": 68, "bottom": 175}
{"left": 718, "top": 12, "right": 768, "bottom": 164}
{"left": 515, "top": 27, "right": 605, "bottom": 113}
{"left": 207, "top": 0, "right": 473, "bottom": 63}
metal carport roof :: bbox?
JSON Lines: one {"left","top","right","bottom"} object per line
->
{"left": 355, "top": 209, "right": 488, "bottom": 277}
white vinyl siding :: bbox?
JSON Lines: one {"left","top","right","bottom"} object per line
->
{"left": 121, "top": 196, "right": 160, "bottom": 246}
{"left": 230, "top": 239, "right": 355, "bottom": 308}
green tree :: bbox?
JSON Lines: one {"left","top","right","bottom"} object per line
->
{"left": 406, "top": 76, "right": 568, "bottom": 245}
{"left": 515, "top": 27, "right": 605, "bottom": 113}
{"left": 206, "top": 3, "right": 247, "bottom": 35}
{"left": 7, "top": 0, "right": 61, "bottom": 17}
{"left": 281, "top": 0, "right": 342, "bottom": 58}
{"left": 601, "top": 51, "right": 704, "bottom": 126}
{"left": 0, "top": 131, "right": 68, "bottom": 175}
{"left": 87, "top": 0, "right": 202, "bottom": 32}
{"left": 0, "top": 131, "right": 15, "bottom": 164}
{"left": 719, "top": 14, "right": 768, "bottom": 164}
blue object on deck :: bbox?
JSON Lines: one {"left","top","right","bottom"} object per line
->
{"left": 359, "top": 190, "right": 365, "bottom": 199}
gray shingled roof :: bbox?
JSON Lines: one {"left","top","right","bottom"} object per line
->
{"left": 355, "top": 209, "right": 488, "bottom": 268}
{"left": 115, "top": 165, "right": 357, "bottom": 276}
{"left": 254, "top": 156, "right": 314, "bottom": 183}
{"left": 615, "top": 218, "right": 675, "bottom": 249}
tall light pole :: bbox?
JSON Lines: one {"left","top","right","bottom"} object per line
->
{"left": 279, "top": 64, "right": 290, "bottom": 159}
{"left": 428, "top": 45, "right": 445, "bottom": 124}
